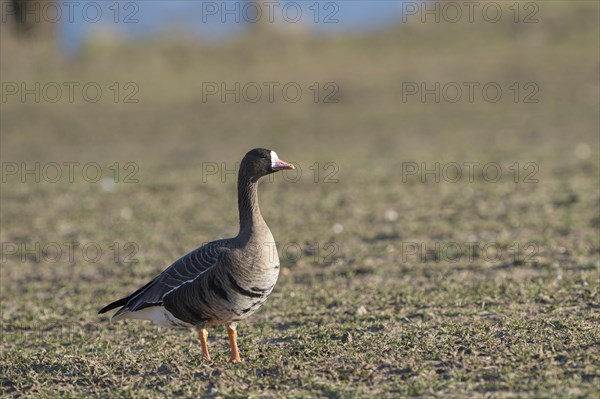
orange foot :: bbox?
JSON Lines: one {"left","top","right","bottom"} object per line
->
{"left": 227, "top": 325, "right": 242, "bottom": 363}
{"left": 199, "top": 328, "right": 211, "bottom": 361}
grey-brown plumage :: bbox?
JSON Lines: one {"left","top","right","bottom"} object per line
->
{"left": 99, "top": 148, "right": 295, "bottom": 361}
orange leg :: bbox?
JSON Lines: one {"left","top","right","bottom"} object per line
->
{"left": 227, "top": 325, "right": 241, "bottom": 363}
{"left": 199, "top": 328, "right": 211, "bottom": 361}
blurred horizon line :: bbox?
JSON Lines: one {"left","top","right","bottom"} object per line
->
{"left": 4, "top": 0, "right": 416, "bottom": 54}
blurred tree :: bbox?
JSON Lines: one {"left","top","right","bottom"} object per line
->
{"left": 248, "top": 0, "right": 268, "bottom": 32}
{"left": 247, "top": 0, "right": 307, "bottom": 35}
{"left": 4, "top": 0, "right": 56, "bottom": 38}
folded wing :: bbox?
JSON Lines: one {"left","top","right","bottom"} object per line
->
{"left": 102, "top": 240, "right": 229, "bottom": 318}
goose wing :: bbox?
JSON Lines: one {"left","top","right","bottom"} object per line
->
{"left": 105, "top": 240, "right": 230, "bottom": 317}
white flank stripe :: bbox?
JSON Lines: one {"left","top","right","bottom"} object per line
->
{"left": 116, "top": 306, "right": 192, "bottom": 327}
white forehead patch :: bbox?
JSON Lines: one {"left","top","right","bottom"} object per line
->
{"left": 270, "top": 150, "right": 280, "bottom": 168}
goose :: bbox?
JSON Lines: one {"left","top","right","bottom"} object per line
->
{"left": 99, "top": 148, "right": 295, "bottom": 362}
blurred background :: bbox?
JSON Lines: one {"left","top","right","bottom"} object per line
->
{"left": 1, "top": 1, "right": 598, "bottom": 167}
{"left": 1, "top": 0, "right": 598, "bottom": 239}
{"left": 1, "top": 0, "right": 599, "bottom": 396}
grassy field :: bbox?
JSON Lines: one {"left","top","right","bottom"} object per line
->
{"left": 1, "top": 2, "right": 599, "bottom": 398}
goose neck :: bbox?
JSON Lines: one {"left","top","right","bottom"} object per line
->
{"left": 237, "top": 173, "right": 264, "bottom": 233}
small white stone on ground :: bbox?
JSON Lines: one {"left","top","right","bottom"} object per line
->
{"left": 574, "top": 142, "right": 591, "bottom": 159}
{"left": 100, "top": 178, "right": 116, "bottom": 192}
{"left": 384, "top": 209, "right": 398, "bottom": 222}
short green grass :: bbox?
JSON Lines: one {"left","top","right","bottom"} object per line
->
{"left": 1, "top": 2, "right": 599, "bottom": 398}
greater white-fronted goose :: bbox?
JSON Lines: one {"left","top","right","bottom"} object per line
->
{"left": 99, "top": 148, "right": 295, "bottom": 362}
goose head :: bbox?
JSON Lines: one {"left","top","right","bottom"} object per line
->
{"left": 241, "top": 148, "right": 295, "bottom": 182}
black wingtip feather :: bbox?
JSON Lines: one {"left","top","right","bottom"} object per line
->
{"left": 98, "top": 297, "right": 129, "bottom": 314}
{"left": 98, "top": 278, "right": 159, "bottom": 315}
